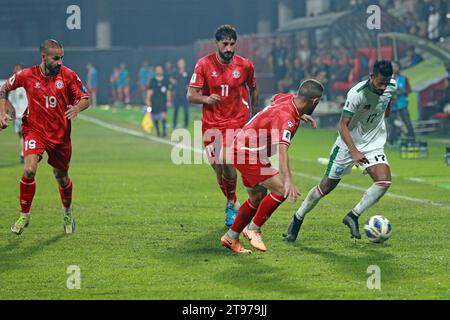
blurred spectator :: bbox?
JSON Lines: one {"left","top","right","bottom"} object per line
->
{"left": 138, "top": 61, "right": 154, "bottom": 105}
{"left": 164, "top": 61, "right": 176, "bottom": 81}
{"left": 86, "top": 63, "right": 98, "bottom": 108}
{"left": 428, "top": 5, "right": 441, "bottom": 41}
{"left": 172, "top": 58, "right": 190, "bottom": 129}
{"left": 271, "top": 39, "right": 288, "bottom": 90}
{"left": 388, "top": 61, "right": 415, "bottom": 145}
{"left": 109, "top": 66, "right": 120, "bottom": 106}
{"left": 118, "top": 63, "right": 130, "bottom": 105}
{"left": 404, "top": 46, "right": 424, "bottom": 68}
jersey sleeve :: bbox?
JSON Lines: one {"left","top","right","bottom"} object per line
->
{"left": 5, "top": 70, "right": 24, "bottom": 91}
{"left": 272, "top": 111, "right": 296, "bottom": 147}
{"left": 245, "top": 61, "right": 257, "bottom": 89}
{"left": 68, "top": 72, "right": 89, "bottom": 105}
{"left": 342, "top": 89, "right": 361, "bottom": 117}
{"left": 189, "top": 61, "right": 205, "bottom": 88}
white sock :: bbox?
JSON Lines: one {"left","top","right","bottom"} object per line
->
{"left": 352, "top": 181, "right": 391, "bottom": 216}
{"left": 226, "top": 229, "right": 240, "bottom": 240}
{"left": 295, "top": 186, "right": 324, "bottom": 220}
{"left": 247, "top": 221, "right": 260, "bottom": 231}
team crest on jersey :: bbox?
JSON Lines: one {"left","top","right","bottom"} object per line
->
{"left": 55, "top": 80, "right": 64, "bottom": 89}
{"left": 287, "top": 121, "right": 294, "bottom": 128}
{"left": 34, "top": 82, "right": 41, "bottom": 89}
{"left": 232, "top": 70, "right": 240, "bottom": 79}
{"left": 212, "top": 71, "right": 218, "bottom": 78}
{"left": 364, "top": 104, "right": 371, "bottom": 110}
{"left": 335, "top": 166, "right": 345, "bottom": 176}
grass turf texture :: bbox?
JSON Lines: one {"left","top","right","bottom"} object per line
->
{"left": 0, "top": 106, "right": 448, "bottom": 299}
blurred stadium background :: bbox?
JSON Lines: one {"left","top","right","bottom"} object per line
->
{"left": 0, "top": 0, "right": 449, "bottom": 127}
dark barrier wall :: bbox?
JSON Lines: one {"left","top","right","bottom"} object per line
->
{"left": 0, "top": 45, "right": 196, "bottom": 105}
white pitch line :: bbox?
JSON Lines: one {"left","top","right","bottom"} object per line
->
{"left": 79, "top": 114, "right": 450, "bottom": 211}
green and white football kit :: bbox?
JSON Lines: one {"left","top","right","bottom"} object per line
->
{"left": 326, "top": 79, "right": 397, "bottom": 179}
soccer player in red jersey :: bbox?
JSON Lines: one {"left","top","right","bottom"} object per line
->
{"left": 0, "top": 39, "right": 90, "bottom": 235}
{"left": 187, "top": 25, "right": 259, "bottom": 227}
{"left": 220, "top": 80, "right": 323, "bottom": 253}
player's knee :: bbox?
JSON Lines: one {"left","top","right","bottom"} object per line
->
{"left": 249, "top": 194, "right": 264, "bottom": 207}
{"left": 23, "top": 167, "right": 36, "bottom": 179}
{"left": 319, "top": 182, "right": 336, "bottom": 195}
{"left": 375, "top": 180, "right": 392, "bottom": 189}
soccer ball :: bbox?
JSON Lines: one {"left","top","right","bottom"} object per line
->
{"left": 364, "top": 215, "right": 392, "bottom": 243}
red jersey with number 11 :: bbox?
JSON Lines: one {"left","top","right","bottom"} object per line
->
{"left": 189, "top": 53, "right": 256, "bottom": 133}
{"left": 6, "top": 65, "right": 89, "bottom": 144}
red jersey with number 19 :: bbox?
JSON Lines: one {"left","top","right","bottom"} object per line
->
{"left": 6, "top": 65, "right": 89, "bottom": 144}
{"left": 189, "top": 53, "right": 256, "bottom": 133}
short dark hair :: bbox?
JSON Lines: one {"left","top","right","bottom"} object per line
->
{"left": 40, "top": 39, "right": 63, "bottom": 54}
{"left": 373, "top": 60, "right": 393, "bottom": 78}
{"left": 215, "top": 25, "right": 237, "bottom": 41}
{"left": 298, "top": 79, "right": 324, "bottom": 99}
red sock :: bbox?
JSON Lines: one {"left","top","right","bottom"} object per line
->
{"left": 20, "top": 176, "right": 36, "bottom": 214}
{"left": 58, "top": 179, "right": 73, "bottom": 209}
{"left": 252, "top": 193, "right": 286, "bottom": 228}
{"left": 223, "top": 175, "right": 237, "bottom": 202}
{"left": 231, "top": 199, "right": 258, "bottom": 233}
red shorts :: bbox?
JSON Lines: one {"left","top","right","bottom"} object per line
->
{"left": 203, "top": 127, "right": 241, "bottom": 165}
{"left": 23, "top": 130, "right": 72, "bottom": 171}
{"left": 234, "top": 161, "right": 279, "bottom": 188}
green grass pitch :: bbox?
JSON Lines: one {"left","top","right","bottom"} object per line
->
{"left": 0, "top": 106, "right": 448, "bottom": 299}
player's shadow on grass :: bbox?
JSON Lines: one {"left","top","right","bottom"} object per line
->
{"left": 162, "top": 228, "right": 309, "bottom": 298}
{"left": 0, "top": 233, "right": 65, "bottom": 270}
{"left": 295, "top": 242, "right": 406, "bottom": 280}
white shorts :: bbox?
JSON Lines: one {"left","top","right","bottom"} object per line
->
{"left": 14, "top": 118, "right": 22, "bottom": 134}
{"left": 325, "top": 144, "right": 389, "bottom": 180}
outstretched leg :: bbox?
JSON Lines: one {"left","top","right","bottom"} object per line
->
{"left": 284, "top": 176, "right": 340, "bottom": 242}
{"left": 343, "top": 164, "right": 392, "bottom": 239}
